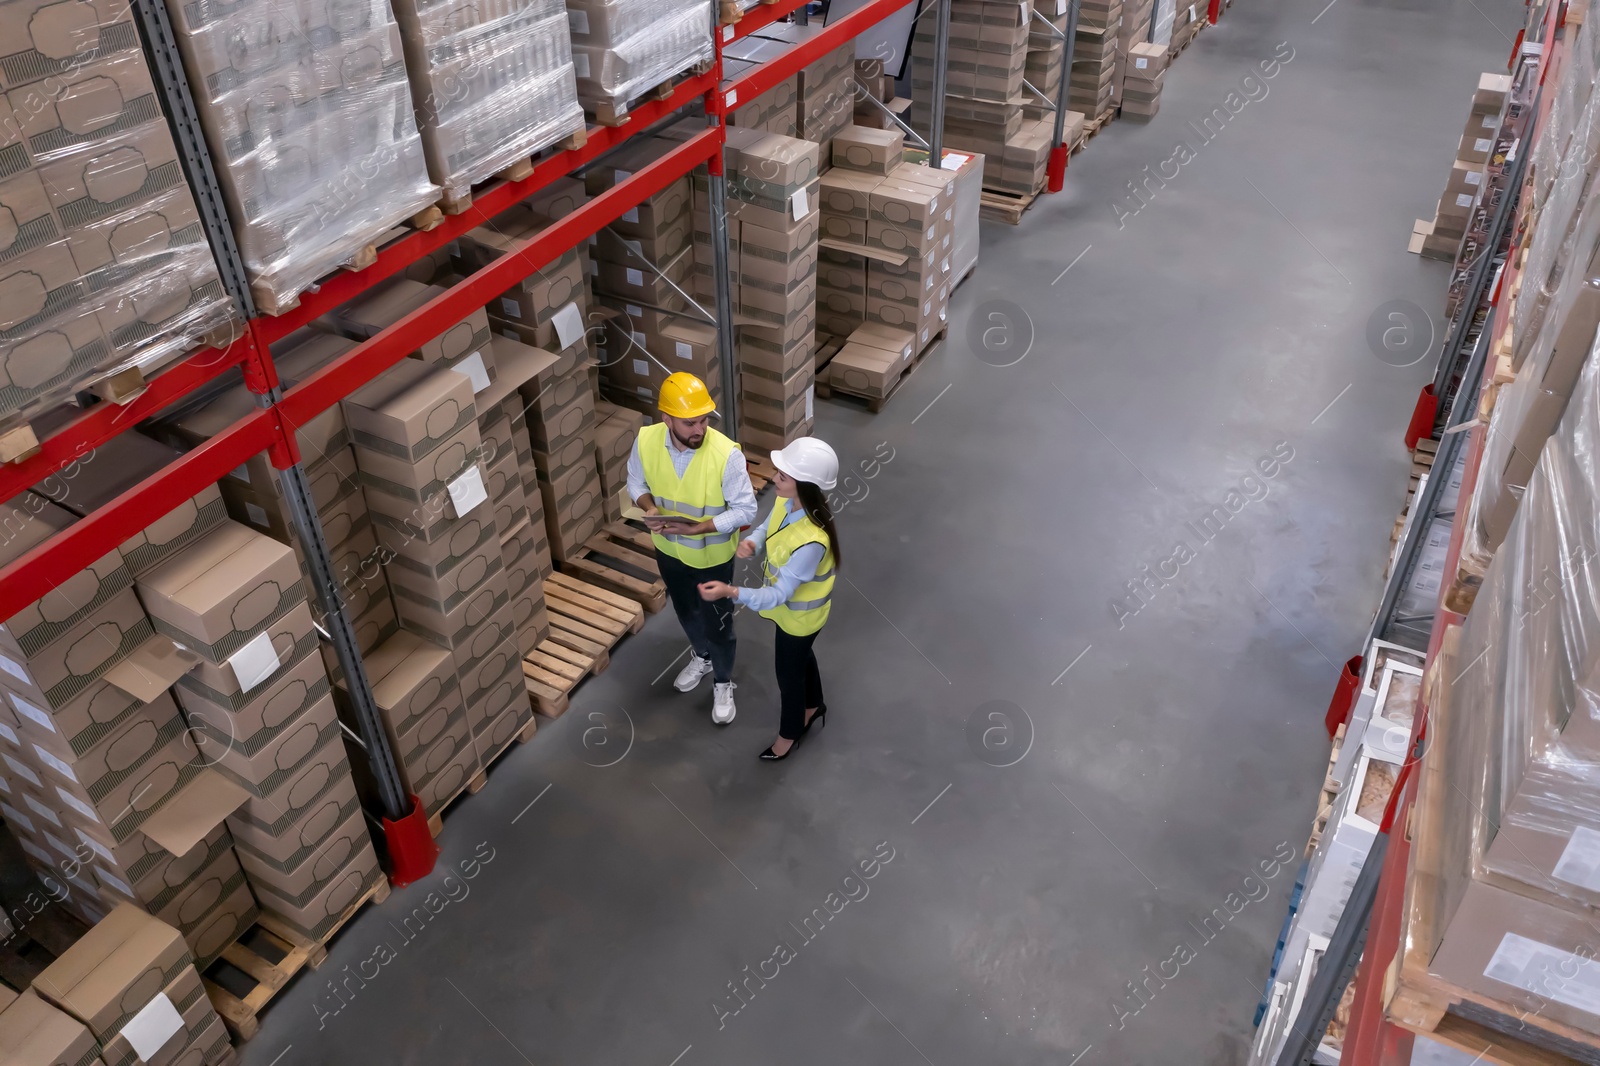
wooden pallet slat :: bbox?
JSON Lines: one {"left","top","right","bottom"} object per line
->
{"left": 516, "top": 574, "right": 644, "bottom": 718}
{"left": 557, "top": 525, "right": 668, "bottom": 614}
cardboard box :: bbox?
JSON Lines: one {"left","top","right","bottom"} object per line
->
{"left": 176, "top": 602, "right": 316, "bottom": 713}
{"left": 509, "top": 582, "right": 547, "bottom": 654}
{"left": 388, "top": 541, "right": 504, "bottom": 616}
{"left": 832, "top": 126, "right": 904, "bottom": 175}
{"left": 332, "top": 277, "right": 493, "bottom": 377}
{"left": 250, "top": 844, "right": 379, "bottom": 941}
{"left": 395, "top": 568, "right": 509, "bottom": 650}
{"left": 0, "top": 587, "right": 156, "bottom": 712}
{"left": 34, "top": 903, "right": 191, "bottom": 1040}
{"left": 176, "top": 877, "right": 254, "bottom": 969}
{"left": 226, "top": 729, "right": 354, "bottom": 838}
{"left": 0, "top": 171, "right": 59, "bottom": 262}
{"left": 828, "top": 342, "right": 903, "bottom": 398}
{"left": 0, "top": 989, "right": 103, "bottom": 1066}
{"left": 343, "top": 358, "right": 478, "bottom": 464}
{"left": 412, "top": 713, "right": 475, "bottom": 816}
{"left": 179, "top": 649, "right": 331, "bottom": 773}
{"left": 354, "top": 424, "right": 483, "bottom": 506}
{"left": 0, "top": 0, "right": 140, "bottom": 90}
{"left": 36, "top": 120, "right": 181, "bottom": 231}
{"left": 228, "top": 767, "right": 359, "bottom": 872}
{"left": 0, "top": 498, "right": 130, "bottom": 657}
{"left": 201, "top": 693, "right": 339, "bottom": 799}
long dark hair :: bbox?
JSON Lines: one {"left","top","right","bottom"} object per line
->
{"left": 795, "top": 481, "right": 842, "bottom": 570}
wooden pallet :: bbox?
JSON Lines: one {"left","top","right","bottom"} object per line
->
{"left": 745, "top": 450, "right": 779, "bottom": 493}
{"left": 1304, "top": 723, "right": 1347, "bottom": 858}
{"left": 592, "top": 63, "right": 714, "bottom": 127}
{"left": 436, "top": 127, "right": 588, "bottom": 215}
{"left": 980, "top": 183, "right": 1043, "bottom": 225}
{"left": 203, "top": 876, "right": 390, "bottom": 1042}
{"left": 816, "top": 326, "right": 944, "bottom": 413}
{"left": 1383, "top": 628, "right": 1600, "bottom": 1066}
{"left": 522, "top": 572, "right": 644, "bottom": 717}
{"left": 559, "top": 522, "right": 668, "bottom": 613}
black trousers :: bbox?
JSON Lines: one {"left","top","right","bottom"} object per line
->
{"left": 656, "top": 550, "right": 736, "bottom": 683}
{"left": 774, "top": 626, "right": 823, "bottom": 740}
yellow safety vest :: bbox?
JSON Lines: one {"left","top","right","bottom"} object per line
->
{"left": 638, "top": 422, "right": 740, "bottom": 567}
{"left": 758, "top": 506, "right": 835, "bottom": 636}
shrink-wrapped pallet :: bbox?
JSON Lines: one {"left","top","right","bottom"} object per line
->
{"left": 565, "top": 0, "right": 713, "bottom": 121}
{"left": 392, "top": 0, "right": 585, "bottom": 206}
{"left": 162, "top": 0, "right": 440, "bottom": 312}
{"left": 0, "top": 0, "right": 236, "bottom": 430}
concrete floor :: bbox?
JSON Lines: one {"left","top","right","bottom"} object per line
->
{"left": 239, "top": 1, "right": 1521, "bottom": 1063}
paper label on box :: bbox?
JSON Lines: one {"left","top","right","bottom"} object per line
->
{"left": 1455, "top": 193, "right": 1474, "bottom": 208}
{"left": 631, "top": 330, "right": 646, "bottom": 348}
{"left": 573, "top": 51, "right": 589, "bottom": 78}
{"left": 33, "top": 745, "right": 77, "bottom": 783}
{"left": 1135, "top": 57, "right": 1149, "bottom": 68}
{"left": 11, "top": 693, "right": 54, "bottom": 733}
{"left": 119, "top": 993, "right": 185, "bottom": 1062}
{"left": 567, "top": 9, "right": 588, "bottom": 33}
{"left": 1484, "top": 933, "right": 1600, "bottom": 1014}
{"left": 626, "top": 304, "right": 643, "bottom": 317}
{"left": 77, "top": 827, "right": 113, "bottom": 863}
{"left": 1, "top": 803, "right": 33, "bottom": 834}
{"left": 448, "top": 466, "right": 489, "bottom": 517}
{"left": 0, "top": 721, "right": 14, "bottom": 747}
{"left": 1475, "top": 137, "right": 1492, "bottom": 152}
{"left": 1553, "top": 826, "right": 1600, "bottom": 891}
{"left": 24, "top": 794, "right": 60, "bottom": 827}
{"left": 791, "top": 187, "right": 809, "bottom": 220}
{"left": 632, "top": 358, "right": 650, "bottom": 377}
{"left": 56, "top": 786, "right": 96, "bottom": 823}
{"left": 727, "top": 88, "right": 738, "bottom": 107}
{"left": 0, "top": 654, "right": 29, "bottom": 685}
{"left": 453, "top": 351, "right": 492, "bottom": 394}
{"left": 500, "top": 297, "right": 522, "bottom": 320}
{"left": 805, "top": 385, "right": 814, "bottom": 421}
{"left": 245, "top": 502, "right": 269, "bottom": 529}
{"left": 3, "top": 753, "right": 40, "bottom": 788}
{"left": 99, "top": 869, "right": 132, "bottom": 897}
{"left": 723, "top": 22, "right": 735, "bottom": 40}
{"left": 1482, "top": 114, "right": 1497, "bottom": 128}
{"left": 672, "top": 341, "right": 693, "bottom": 361}
{"left": 1058, "top": 0, "right": 1067, "bottom": 12}
{"left": 1465, "top": 171, "right": 1482, "bottom": 186}
{"left": 228, "top": 630, "right": 282, "bottom": 695}
{"left": 625, "top": 267, "right": 645, "bottom": 287}
{"left": 552, "top": 302, "right": 585, "bottom": 349}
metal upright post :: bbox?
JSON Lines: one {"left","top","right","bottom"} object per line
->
{"left": 707, "top": 152, "right": 742, "bottom": 438}
{"left": 928, "top": 0, "right": 951, "bottom": 164}
{"left": 1048, "top": 1, "right": 1079, "bottom": 191}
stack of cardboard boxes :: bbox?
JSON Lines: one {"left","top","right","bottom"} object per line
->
{"left": 794, "top": 38, "right": 857, "bottom": 162}
{"left": 911, "top": 0, "right": 1052, "bottom": 198}
{"left": 137, "top": 519, "right": 382, "bottom": 944}
{"left": 1167, "top": 0, "right": 1205, "bottom": 52}
{"left": 0, "top": 494, "right": 261, "bottom": 967}
{"left": 1071, "top": 0, "right": 1123, "bottom": 119}
{"left": 161, "top": 0, "right": 440, "bottom": 311}
{"left": 723, "top": 36, "right": 802, "bottom": 137}
{"left": 1116, "top": 0, "right": 1156, "bottom": 105}
{"left": 390, "top": 0, "right": 585, "bottom": 206}
{"left": 1411, "top": 74, "right": 1512, "bottom": 263}
{"left": 1024, "top": 5, "right": 1066, "bottom": 119}
{"left": 0, "top": 0, "right": 234, "bottom": 428}
{"left": 519, "top": 337, "right": 606, "bottom": 565}
{"left": 818, "top": 127, "right": 957, "bottom": 400}
{"left": 595, "top": 401, "right": 648, "bottom": 523}
{"left": 18, "top": 906, "right": 232, "bottom": 1066}
{"left": 702, "top": 127, "right": 822, "bottom": 451}
{"left": 1121, "top": 43, "right": 1167, "bottom": 120}
{"left": 566, "top": 0, "right": 714, "bottom": 122}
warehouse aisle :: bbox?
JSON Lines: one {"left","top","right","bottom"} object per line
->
{"left": 240, "top": 2, "right": 1520, "bottom": 1063}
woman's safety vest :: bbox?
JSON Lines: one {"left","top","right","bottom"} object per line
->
{"left": 758, "top": 506, "right": 835, "bottom": 636}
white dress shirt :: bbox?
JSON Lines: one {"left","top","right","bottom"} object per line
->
{"left": 626, "top": 428, "right": 758, "bottom": 534}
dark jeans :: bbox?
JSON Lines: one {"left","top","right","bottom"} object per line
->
{"left": 774, "top": 627, "right": 823, "bottom": 740}
{"left": 656, "top": 550, "right": 736, "bottom": 683}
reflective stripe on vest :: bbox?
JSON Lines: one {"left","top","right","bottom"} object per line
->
{"left": 638, "top": 422, "right": 739, "bottom": 567}
{"left": 757, "top": 506, "right": 834, "bottom": 637}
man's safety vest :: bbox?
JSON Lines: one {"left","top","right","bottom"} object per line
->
{"left": 638, "top": 422, "right": 739, "bottom": 567}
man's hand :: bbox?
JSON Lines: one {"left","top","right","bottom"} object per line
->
{"left": 736, "top": 539, "right": 757, "bottom": 559}
{"left": 646, "top": 516, "right": 710, "bottom": 536}
{"left": 698, "top": 581, "right": 736, "bottom": 601}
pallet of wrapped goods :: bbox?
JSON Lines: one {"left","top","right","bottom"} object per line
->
{"left": 161, "top": 0, "right": 440, "bottom": 314}
{"left": 392, "top": 0, "right": 586, "bottom": 213}
{"left": 0, "top": 6, "right": 236, "bottom": 443}
{"left": 566, "top": 0, "right": 714, "bottom": 126}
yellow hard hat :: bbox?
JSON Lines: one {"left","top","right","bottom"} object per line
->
{"left": 658, "top": 372, "right": 716, "bottom": 419}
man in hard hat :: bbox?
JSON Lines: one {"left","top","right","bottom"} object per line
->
{"left": 627, "top": 372, "right": 757, "bottom": 724}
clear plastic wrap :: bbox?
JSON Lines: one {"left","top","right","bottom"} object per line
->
{"left": 163, "top": 0, "right": 441, "bottom": 311}
{"left": 0, "top": 6, "right": 237, "bottom": 430}
{"left": 392, "top": 0, "right": 584, "bottom": 203}
{"left": 565, "top": 0, "right": 713, "bottom": 115}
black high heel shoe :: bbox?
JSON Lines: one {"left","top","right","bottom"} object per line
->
{"left": 759, "top": 734, "right": 802, "bottom": 761}
{"left": 803, "top": 703, "right": 828, "bottom": 733}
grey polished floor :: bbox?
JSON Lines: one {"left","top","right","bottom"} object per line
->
{"left": 240, "top": 1, "right": 1520, "bottom": 1063}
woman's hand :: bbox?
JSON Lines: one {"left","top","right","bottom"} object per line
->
{"left": 736, "top": 539, "right": 757, "bottom": 559}
{"left": 698, "top": 581, "right": 736, "bottom": 602}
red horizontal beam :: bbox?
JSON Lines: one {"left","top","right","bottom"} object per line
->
{"left": 0, "top": 410, "right": 280, "bottom": 619}
{"left": 724, "top": 0, "right": 809, "bottom": 43}
{"left": 276, "top": 126, "right": 724, "bottom": 430}
{"left": 0, "top": 333, "right": 252, "bottom": 507}
{"left": 723, "top": 0, "right": 918, "bottom": 109}
{"left": 255, "top": 70, "right": 720, "bottom": 345}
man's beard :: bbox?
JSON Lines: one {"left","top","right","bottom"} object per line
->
{"left": 673, "top": 428, "right": 705, "bottom": 449}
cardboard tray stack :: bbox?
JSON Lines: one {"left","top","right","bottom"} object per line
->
{"left": 1410, "top": 74, "right": 1512, "bottom": 264}
{"left": 1070, "top": 0, "right": 1121, "bottom": 121}
{"left": 0, "top": 0, "right": 235, "bottom": 435}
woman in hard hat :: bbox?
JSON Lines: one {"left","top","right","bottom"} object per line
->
{"left": 697, "top": 437, "right": 840, "bottom": 761}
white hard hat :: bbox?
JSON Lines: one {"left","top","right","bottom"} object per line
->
{"left": 770, "top": 436, "right": 839, "bottom": 491}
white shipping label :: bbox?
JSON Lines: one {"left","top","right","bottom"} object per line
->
{"left": 77, "top": 828, "right": 113, "bottom": 863}
{"left": 1455, "top": 193, "right": 1474, "bottom": 208}
{"left": 453, "top": 351, "right": 492, "bottom": 394}
{"left": 230, "top": 463, "right": 250, "bottom": 484}
{"left": 552, "top": 302, "right": 585, "bottom": 349}
{"left": 675, "top": 341, "right": 693, "bottom": 360}
{"left": 1, "top": 803, "right": 33, "bottom": 834}
{"left": 32, "top": 745, "right": 76, "bottom": 783}
{"left": 1135, "top": 57, "right": 1149, "bottom": 68}
{"left": 626, "top": 304, "right": 643, "bottom": 317}
{"left": 1057, "top": 0, "right": 1067, "bottom": 12}
{"left": 632, "top": 359, "right": 650, "bottom": 377}
{"left": 500, "top": 297, "right": 522, "bottom": 319}
{"left": 3, "top": 754, "right": 40, "bottom": 788}
{"left": 448, "top": 466, "right": 489, "bottom": 517}
{"left": 791, "top": 187, "right": 809, "bottom": 220}
{"left": 99, "top": 869, "right": 132, "bottom": 897}
{"left": 7, "top": 692, "right": 48, "bottom": 731}
{"left": 1189, "top": 4, "right": 1196, "bottom": 18}
{"left": 1485, "top": 933, "right": 1600, "bottom": 1015}
{"left": 56, "top": 786, "right": 96, "bottom": 823}
{"left": 1475, "top": 137, "right": 1493, "bottom": 152}
{"left": 1554, "top": 825, "right": 1600, "bottom": 891}
{"left": 245, "top": 502, "right": 269, "bottom": 529}
{"left": 228, "top": 631, "right": 282, "bottom": 695}
{"left": 118, "top": 993, "right": 185, "bottom": 1062}
{"left": 631, "top": 331, "right": 647, "bottom": 348}
{"left": 1483, "top": 114, "right": 1497, "bottom": 128}
{"left": 726, "top": 89, "right": 738, "bottom": 107}
{"left": 805, "top": 385, "right": 814, "bottom": 421}
{"left": 625, "top": 267, "right": 645, "bottom": 287}
{"left": 23, "top": 794, "right": 61, "bottom": 827}
{"left": 573, "top": 51, "right": 589, "bottom": 79}
{"left": 567, "top": 9, "right": 588, "bottom": 33}
{"left": 0, "top": 654, "right": 30, "bottom": 685}
{"left": 1466, "top": 171, "right": 1483, "bottom": 186}
{"left": 723, "top": 23, "right": 735, "bottom": 40}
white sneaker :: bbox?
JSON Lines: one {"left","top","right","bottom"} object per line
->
{"left": 674, "top": 653, "right": 714, "bottom": 692}
{"left": 712, "top": 682, "right": 737, "bottom": 725}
